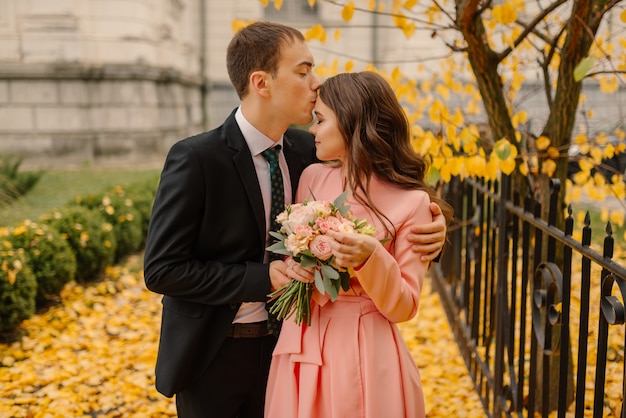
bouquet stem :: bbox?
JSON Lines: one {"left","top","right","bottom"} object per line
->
{"left": 268, "top": 280, "right": 313, "bottom": 326}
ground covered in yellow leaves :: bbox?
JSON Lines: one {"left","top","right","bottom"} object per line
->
{"left": 0, "top": 254, "right": 484, "bottom": 417}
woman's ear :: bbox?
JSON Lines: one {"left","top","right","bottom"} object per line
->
{"left": 250, "top": 71, "right": 270, "bottom": 97}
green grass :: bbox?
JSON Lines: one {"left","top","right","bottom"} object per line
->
{"left": 0, "top": 168, "right": 160, "bottom": 227}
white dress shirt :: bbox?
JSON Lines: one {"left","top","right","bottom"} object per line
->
{"left": 233, "top": 107, "right": 292, "bottom": 324}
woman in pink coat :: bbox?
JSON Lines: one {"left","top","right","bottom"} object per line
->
{"left": 265, "top": 71, "right": 453, "bottom": 418}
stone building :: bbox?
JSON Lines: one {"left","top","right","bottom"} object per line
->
{"left": 0, "top": 0, "right": 623, "bottom": 169}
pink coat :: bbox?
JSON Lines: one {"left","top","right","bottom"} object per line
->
{"left": 265, "top": 163, "right": 431, "bottom": 418}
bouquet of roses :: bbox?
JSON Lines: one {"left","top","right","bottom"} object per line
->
{"left": 266, "top": 191, "right": 377, "bottom": 326}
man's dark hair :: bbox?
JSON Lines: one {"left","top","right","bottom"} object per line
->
{"left": 227, "top": 21, "right": 305, "bottom": 99}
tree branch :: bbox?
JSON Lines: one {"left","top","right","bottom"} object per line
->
{"left": 320, "top": 0, "right": 451, "bottom": 30}
{"left": 494, "top": 0, "right": 569, "bottom": 63}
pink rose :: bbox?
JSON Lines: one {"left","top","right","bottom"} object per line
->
{"left": 309, "top": 235, "right": 334, "bottom": 261}
{"left": 315, "top": 215, "right": 343, "bottom": 233}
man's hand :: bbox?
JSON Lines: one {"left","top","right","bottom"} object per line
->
{"left": 268, "top": 260, "right": 290, "bottom": 292}
{"left": 408, "top": 202, "right": 447, "bottom": 262}
{"left": 268, "top": 259, "right": 314, "bottom": 292}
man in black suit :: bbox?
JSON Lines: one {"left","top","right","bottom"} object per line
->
{"left": 144, "top": 21, "right": 447, "bottom": 418}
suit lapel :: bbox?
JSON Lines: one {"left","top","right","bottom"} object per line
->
{"left": 283, "top": 132, "right": 307, "bottom": 202}
{"left": 224, "top": 114, "right": 267, "bottom": 250}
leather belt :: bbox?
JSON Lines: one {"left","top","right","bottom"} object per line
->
{"left": 226, "top": 321, "right": 272, "bottom": 338}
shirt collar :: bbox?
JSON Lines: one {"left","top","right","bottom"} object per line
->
{"left": 235, "top": 107, "right": 284, "bottom": 157}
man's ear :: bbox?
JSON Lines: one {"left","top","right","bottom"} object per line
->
{"left": 250, "top": 71, "right": 270, "bottom": 97}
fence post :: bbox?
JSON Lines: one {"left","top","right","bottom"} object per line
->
{"left": 494, "top": 174, "right": 511, "bottom": 416}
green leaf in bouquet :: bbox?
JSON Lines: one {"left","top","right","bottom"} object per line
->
{"left": 266, "top": 245, "right": 292, "bottom": 256}
{"left": 300, "top": 253, "right": 317, "bottom": 268}
{"left": 333, "top": 190, "right": 348, "bottom": 206}
{"left": 269, "top": 230, "right": 286, "bottom": 240}
{"left": 333, "top": 190, "right": 351, "bottom": 216}
{"left": 314, "top": 268, "right": 325, "bottom": 294}
{"left": 321, "top": 264, "right": 339, "bottom": 280}
{"left": 321, "top": 265, "right": 340, "bottom": 301}
{"left": 340, "top": 271, "right": 351, "bottom": 291}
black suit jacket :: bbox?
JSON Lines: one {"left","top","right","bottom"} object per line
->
{"left": 143, "top": 109, "right": 317, "bottom": 397}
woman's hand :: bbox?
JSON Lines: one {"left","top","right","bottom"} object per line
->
{"left": 326, "top": 230, "right": 378, "bottom": 269}
{"left": 284, "top": 257, "right": 315, "bottom": 283}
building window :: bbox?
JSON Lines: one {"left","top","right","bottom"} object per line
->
{"left": 264, "top": 0, "right": 319, "bottom": 22}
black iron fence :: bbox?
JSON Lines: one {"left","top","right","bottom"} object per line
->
{"left": 432, "top": 175, "right": 626, "bottom": 417}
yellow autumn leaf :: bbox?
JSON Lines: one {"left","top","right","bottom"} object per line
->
{"left": 274, "top": 0, "right": 283, "bottom": 10}
{"left": 304, "top": 24, "right": 327, "bottom": 43}
{"left": 570, "top": 184, "right": 582, "bottom": 201}
{"left": 258, "top": 0, "right": 269, "bottom": 6}
{"left": 401, "top": 21, "right": 416, "bottom": 38}
{"left": 440, "top": 163, "right": 452, "bottom": 183}
{"left": 590, "top": 146, "right": 603, "bottom": 164}
{"left": 500, "top": 157, "right": 516, "bottom": 175}
{"left": 448, "top": 157, "right": 462, "bottom": 176}
{"left": 573, "top": 170, "right": 590, "bottom": 186}
{"left": 368, "top": 0, "right": 376, "bottom": 11}
{"left": 432, "top": 155, "right": 445, "bottom": 169}
{"left": 573, "top": 134, "right": 588, "bottom": 145}
{"left": 308, "top": 0, "right": 316, "bottom": 8}
{"left": 512, "top": 110, "right": 528, "bottom": 128}
{"left": 542, "top": 159, "right": 557, "bottom": 176}
{"left": 446, "top": 125, "right": 460, "bottom": 150}
{"left": 342, "top": 1, "right": 355, "bottom": 22}
{"left": 601, "top": 206, "right": 610, "bottom": 223}
{"left": 466, "top": 99, "right": 481, "bottom": 115}
{"left": 611, "top": 180, "right": 625, "bottom": 200}
{"left": 603, "top": 143, "right": 615, "bottom": 159}
{"left": 512, "top": 0, "right": 526, "bottom": 12}
{"left": 345, "top": 60, "right": 354, "bottom": 72}
{"left": 7, "top": 269, "right": 16, "bottom": 285}
{"left": 621, "top": 9, "right": 626, "bottom": 23}
{"left": 334, "top": 29, "right": 341, "bottom": 42}
{"left": 609, "top": 210, "right": 625, "bottom": 227}
{"left": 231, "top": 19, "right": 252, "bottom": 33}
{"left": 536, "top": 136, "right": 551, "bottom": 151}
{"left": 463, "top": 141, "right": 478, "bottom": 155}
{"left": 599, "top": 75, "right": 619, "bottom": 94}
{"left": 547, "top": 146, "right": 560, "bottom": 159}
{"left": 391, "top": 67, "right": 402, "bottom": 83}
{"left": 484, "top": 157, "right": 498, "bottom": 179}
{"left": 428, "top": 100, "right": 446, "bottom": 124}
{"left": 435, "top": 83, "right": 450, "bottom": 101}
{"left": 492, "top": 4, "right": 517, "bottom": 25}
{"left": 517, "top": 161, "right": 528, "bottom": 176}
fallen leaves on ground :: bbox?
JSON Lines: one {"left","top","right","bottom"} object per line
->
{"left": 0, "top": 255, "right": 482, "bottom": 417}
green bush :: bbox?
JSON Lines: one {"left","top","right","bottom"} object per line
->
{"left": 73, "top": 191, "right": 144, "bottom": 261}
{"left": 3, "top": 220, "right": 77, "bottom": 305}
{"left": 0, "top": 155, "right": 43, "bottom": 206}
{"left": 118, "top": 180, "right": 158, "bottom": 237}
{"left": 0, "top": 244, "right": 37, "bottom": 333}
{"left": 42, "top": 206, "right": 116, "bottom": 283}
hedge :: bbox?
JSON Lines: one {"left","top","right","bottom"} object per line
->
{"left": 0, "top": 177, "right": 158, "bottom": 334}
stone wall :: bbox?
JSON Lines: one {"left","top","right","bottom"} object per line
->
{"left": 0, "top": 63, "right": 203, "bottom": 169}
{"left": 0, "top": 0, "right": 204, "bottom": 169}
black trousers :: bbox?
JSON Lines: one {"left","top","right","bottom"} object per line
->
{"left": 175, "top": 335, "right": 276, "bottom": 418}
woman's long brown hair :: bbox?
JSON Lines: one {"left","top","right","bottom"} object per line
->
{"left": 318, "top": 71, "right": 453, "bottom": 239}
